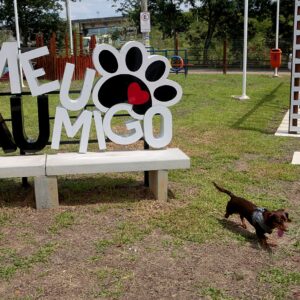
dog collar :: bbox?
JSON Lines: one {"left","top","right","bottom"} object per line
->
{"left": 252, "top": 207, "right": 272, "bottom": 234}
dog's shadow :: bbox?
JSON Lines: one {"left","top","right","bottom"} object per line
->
{"left": 217, "top": 218, "right": 263, "bottom": 250}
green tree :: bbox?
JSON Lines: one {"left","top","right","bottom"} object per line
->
{"left": 189, "top": 0, "right": 241, "bottom": 63}
{"left": 0, "top": 0, "right": 64, "bottom": 46}
{"left": 111, "top": 0, "right": 192, "bottom": 49}
{"left": 188, "top": 0, "right": 276, "bottom": 63}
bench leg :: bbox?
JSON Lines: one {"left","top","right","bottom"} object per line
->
{"left": 149, "top": 170, "right": 168, "bottom": 201}
{"left": 34, "top": 176, "right": 59, "bottom": 209}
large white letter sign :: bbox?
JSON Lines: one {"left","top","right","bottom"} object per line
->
{"left": 144, "top": 106, "right": 172, "bottom": 148}
{"left": 0, "top": 42, "right": 21, "bottom": 93}
{"left": 103, "top": 104, "right": 143, "bottom": 145}
{"left": 60, "top": 63, "right": 96, "bottom": 111}
{"left": 51, "top": 106, "right": 92, "bottom": 153}
{"left": 93, "top": 110, "right": 107, "bottom": 150}
{"left": 49, "top": 41, "right": 183, "bottom": 153}
{"left": 20, "top": 46, "right": 60, "bottom": 96}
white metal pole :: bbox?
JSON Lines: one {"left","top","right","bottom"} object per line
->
{"left": 66, "top": 0, "right": 74, "bottom": 55}
{"left": 13, "top": 0, "right": 25, "bottom": 88}
{"left": 234, "top": 0, "right": 249, "bottom": 100}
{"left": 141, "top": 0, "right": 150, "bottom": 47}
{"left": 274, "top": 0, "right": 280, "bottom": 77}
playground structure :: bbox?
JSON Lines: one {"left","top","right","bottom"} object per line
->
{"left": 147, "top": 48, "right": 190, "bottom": 76}
{"left": 169, "top": 54, "right": 193, "bottom": 77}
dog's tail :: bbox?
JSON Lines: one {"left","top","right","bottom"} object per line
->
{"left": 213, "top": 182, "right": 234, "bottom": 197}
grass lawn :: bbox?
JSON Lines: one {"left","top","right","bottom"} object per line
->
{"left": 0, "top": 73, "right": 299, "bottom": 299}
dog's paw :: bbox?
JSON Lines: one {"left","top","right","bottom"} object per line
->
{"left": 267, "top": 240, "right": 278, "bottom": 247}
{"left": 92, "top": 41, "right": 182, "bottom": 116}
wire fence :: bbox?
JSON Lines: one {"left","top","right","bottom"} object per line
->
{"left": 185, "top": 38, "right": 292, "bottom": 70}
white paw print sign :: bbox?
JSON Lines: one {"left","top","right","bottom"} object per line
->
{"left": 92, "top": 41, "right": 182, "bottom": 115}
{"left": 53, "top": 41, "right": 182, "bottom": 152}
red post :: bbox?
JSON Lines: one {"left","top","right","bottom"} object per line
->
{"left": 79, "top": 32, "right": 83, "bottom": 56}
{"left": 40, "top": 33, "right": 44, "bottom": 47}
{"left": 36, "top": 34, "right": 40, "bottom": 47}
{"left": 90, "top": 35, "right": 96, "bottom": 52}
{"left": 49, "top": 33, "right": 57, "bottom": 80}
{"left": 65, "top": 34, "right": 69, "bottom": 58}
{"left": 49, "top": 32, "right": 57, "bottom": 56}
{"left": 73, "top": 31, "right": 77, "bottom": 79}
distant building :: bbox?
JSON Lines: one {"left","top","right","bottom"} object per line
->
{"left": 72, "top": 16, "right": 137, "bottom": 43}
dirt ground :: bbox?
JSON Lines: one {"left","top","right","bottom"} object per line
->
{"left": 0, "top": 177, "right": 299, "bottom": 300}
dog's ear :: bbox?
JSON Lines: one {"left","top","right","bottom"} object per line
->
{"left": 285, "top": 212, "right": 291, "bottom": 222}
{"left": 279, "top": 209, "right": 292, "bottom": 222}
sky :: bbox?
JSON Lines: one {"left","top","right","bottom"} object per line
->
{"left": 60, "top": 0, "right": 121, "bottom": 20}
{"left": 61, "top": 1, "right": 190, "bottom": 21}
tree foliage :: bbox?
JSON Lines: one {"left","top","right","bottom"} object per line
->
{"left": 273, "top": 0, "right": 294, "bottom": 52}
{"left": 111, "top": 0, "right": 192, "bottom": 47}
{"left": 0, "top": 0, "right": 64, "bottom": 46}
{"left": 111, "top": 0, "right": 294, "bottom": 60}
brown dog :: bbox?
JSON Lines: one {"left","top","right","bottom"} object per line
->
{"left": 213, "top": 182, "right": 291, "bottom": 249}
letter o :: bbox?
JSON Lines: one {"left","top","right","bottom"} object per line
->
{"left": 144, "top": 106, "right": 172, "bottom": 148}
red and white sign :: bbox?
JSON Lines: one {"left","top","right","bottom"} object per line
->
{"left": 140, "top": 12, "right": 151, "bottom": 33}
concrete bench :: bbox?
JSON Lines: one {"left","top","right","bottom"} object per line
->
{"left": 292, "top": 152, "right": 300, "bottom": 165}
{"left": 0, "top": 154, "right": 55, "bottom": 209}
{"left": 0, "top": 154, "right": 56, "bottom": 209}
{"left": 0, "top": 148, "right": 190, "bottom": 209}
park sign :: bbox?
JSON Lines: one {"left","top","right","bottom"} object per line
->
{"left": 140, "top": 12, "right": 151, "bottom": 33}
{"left": 0, "top": 41, "right": 182, "bottom": 154}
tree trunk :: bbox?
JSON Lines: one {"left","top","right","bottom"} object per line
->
{"left": 174, "top": 31, "right": 178, "bottom": 55}
{"left": 203, "top": 26, "right": 213, "bottom": 65}
{"left": 203, "top": 14, "right": 217, "bottom": 65}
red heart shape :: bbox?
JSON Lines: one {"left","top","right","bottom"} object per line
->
{"left": 127, "top": 82, "right": 150, "bottom": 105}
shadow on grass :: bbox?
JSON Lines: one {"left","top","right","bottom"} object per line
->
{"left": 59, "top": 177, "right": 151, "bottom": 206}
{"left": 59, "top": 177, "right": 176, "bottom": 206}
{"left": 217, "top": 218, "right": 261, "bottom": 250}
{"left": 232, "top": 82, "right": 283, "bottom": 134}
{"left": 0, "top": 176, "right": 176, "bottom": 208}
{"left": 0, "top": 178, "right": 34, "bottom": 208}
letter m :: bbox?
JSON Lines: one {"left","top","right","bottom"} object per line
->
{"left": 0, "top": 42, "right": 21, "bottom": 94}
{"left": 51, "top": 106, "right": 92, "bottom": 153}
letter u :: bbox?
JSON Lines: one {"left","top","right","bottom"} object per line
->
{"left": 0, "top": 113, "right": 17, "bottom": 153}
{"left": 10, "top": 95, "right": 50, "bottom": 153}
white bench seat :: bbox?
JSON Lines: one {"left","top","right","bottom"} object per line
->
{"left": 0, "top": 155, "right": 46, "bottom": 178}
{"left": 0, "top": 148, "right": 190, "bottom": 209}
{"left": 46, "top": 148, "right": 189, "bottom": 175}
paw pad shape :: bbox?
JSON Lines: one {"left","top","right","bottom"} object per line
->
{"left": 92, "top": 41, "right": 182, "bottom": 116}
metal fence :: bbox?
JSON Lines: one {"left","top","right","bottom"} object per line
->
{"left": 150, "top": 38, "right": 292, "bottom": 71}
